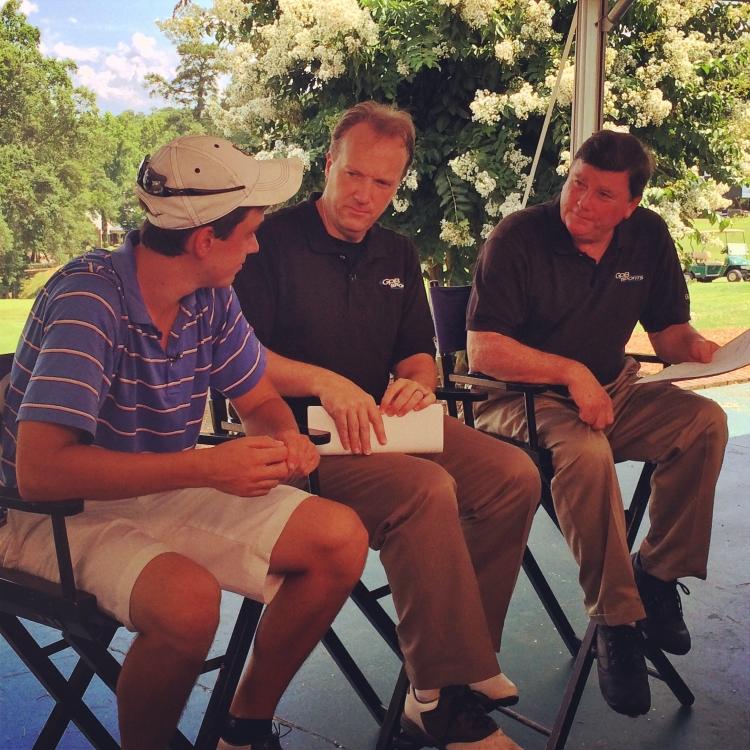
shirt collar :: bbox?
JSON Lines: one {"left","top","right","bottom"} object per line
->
{"left": 109, "top": 230, "right": 199, "bottom": 327}
{"left": 300, "top": 193, "right": 388, "bottom": 258}
{"left": 545, "top": 197, "right": 622, "bottom": 264}
{"left": 110, "top": 231, "right": 152, "bottom": 325}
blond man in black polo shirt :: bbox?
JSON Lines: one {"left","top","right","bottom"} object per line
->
{"left": 234, "top": 102, "right": 540, "bottom": 750}
{"left": 468, "top": 130, "right": 728, "bottom": 718}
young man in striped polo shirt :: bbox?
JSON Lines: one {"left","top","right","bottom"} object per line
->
{"left": 0, "top": 135, "right": 368, "bottom": 750}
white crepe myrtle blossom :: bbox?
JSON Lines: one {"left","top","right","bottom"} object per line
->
{"left": 255, "top": 142, "right": 312, "bottom": 171}
{"left": 519, "top": 0, "right": 557, "bottom": 43}
{"left": 493, "top": 39, "right": 516, "bottom": 64}
{"left": 469, "top": 89, "right": 507, "bottom": 125}
{"left": 556, "top": 150, "right": 571, "bottom": 177}
{"left": 402, "top": 169, "right": 419, "bottom": 191}
{"left": 392, "top": 196, "right": 410, "bottom": 213}
{"left": 504, "top": 147, "right": 531, "bottom": 177}
{"left": 438, "top": 0, "right": 500, "bottom": 30}
{"left": 480, "top": 222, "right": 496, "bottom": 239}
{"left": 497, "top": 192, "right": 524, "bottom": 218}
{"left": 440, "top": 218, "right": 475, "bottom": 247}
{"left": 448, "top": 152, "right": 480, "bottom": 182}
{"left": 474, "top": 171, "right": 497, "bottom": 198}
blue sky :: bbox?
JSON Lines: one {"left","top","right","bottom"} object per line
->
{"left": 6, "top": 0, "right": 210, "bottom": 113}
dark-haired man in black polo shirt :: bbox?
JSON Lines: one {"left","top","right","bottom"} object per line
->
{"left": 234, "top": 101, "right": 540, "bottom": 750}
{"left": 467, "top": 130, "right": 728, "bottom": 718}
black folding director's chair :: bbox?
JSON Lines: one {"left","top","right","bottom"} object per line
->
{"left": 427, "top": 283, "right": 695, "bottom": 750}
{"left": 209, "top": 391, "right": 410, "bottom": 750}
{"left": 0, "top": 351, "right": 326, "bottom": 750}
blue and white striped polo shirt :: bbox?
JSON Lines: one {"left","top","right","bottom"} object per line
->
{"left": 1, "top": 232, "right": 265, "bottom": 488}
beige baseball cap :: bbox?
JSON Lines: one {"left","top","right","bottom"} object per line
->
{"left": 135, "top": 134, "right": 303, "bottom": 229}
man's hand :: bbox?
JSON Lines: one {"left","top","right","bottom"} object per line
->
{"left": 209, "top": 436, "right": 290, "bottom": 497}
{"left": 687, "top": 337, "right": 719, "bottom": 363}
{"left": 319, "top": 376, "right": 387, "bottom": 455}
{"left": 567, "top": 368, "right": 614, "bottom": 430}
{"left": 276, "top": 429, "right": 320, "bottom": 481}
{"left": 380, "top": 377, "right": 436, "bottom": 417}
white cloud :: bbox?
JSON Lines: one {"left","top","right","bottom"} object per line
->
{"left": 1, "top": 0, "right": 37, "bottom": 13}
{"left": 68, "top": 17, "right": 78, "bottom": 24}
{"left": 63, "top": 33, "right": 178, "bottom": 111}
{"left": 52, "top": 42, "right": 100, "bottom": 63}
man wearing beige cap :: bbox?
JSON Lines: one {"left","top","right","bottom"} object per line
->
{"left": 0, "top": 134, "right": 368, "bottom": 750}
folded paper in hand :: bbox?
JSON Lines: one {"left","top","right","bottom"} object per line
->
{"left": 307, "top": 403, "right": 444, "bottom": 455}
{"left": 635, "top": 329, "right": 750, "bottom": 384}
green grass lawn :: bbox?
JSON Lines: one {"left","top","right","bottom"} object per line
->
{"left": 1, "top": 278, "right": 748, "bottom": 355}
{"left": 0, "top": 299, "right": 33, "bottom": 353}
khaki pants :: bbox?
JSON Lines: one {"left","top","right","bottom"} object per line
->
{"left": 317, "top": 415, "right": 539, "bottom": 689}
{"left": 475, "top": 358, "right": 728, "bottom": 626}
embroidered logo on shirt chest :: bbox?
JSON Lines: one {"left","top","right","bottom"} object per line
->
{"left": 381, "top": 277, "right": 405, "bottom": 289}
{"left": 615, "top": 271, "right": 644, "bottom": 282}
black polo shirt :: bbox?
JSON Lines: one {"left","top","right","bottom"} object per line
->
{"left": 233, "top": 195, "right": 436, "bottom": 402}
{"left": 467, "top": 199, "right": 690, "bottom": 385}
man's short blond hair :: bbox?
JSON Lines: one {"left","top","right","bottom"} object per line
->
{"left": 329, "top": 101, "right": 416, "bottom": 174}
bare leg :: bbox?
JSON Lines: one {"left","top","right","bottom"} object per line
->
{"left": 229, "top": 497, "right": 367, "bottom": 717}
{"left": 118, "top": 552, "right": 222, "bottom": 750}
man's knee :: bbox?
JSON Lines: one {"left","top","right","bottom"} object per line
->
{"left": 691, "top": 396, "right": 729, "bottom": 448}
{"left": 278, "top": 498, "right": 368, "bottom": 586}
{"left": 317, "top": 501, "right": 369, "bottom": 585}
{"left": 553, "top": 427, "right": 614, "bottom": 473}
{"left": 131, "top": 554, "right": 221, "bottom": 658}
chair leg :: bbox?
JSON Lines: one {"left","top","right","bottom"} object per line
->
{"left": 322, "top": 627, "right": 386, "bottom": 725}
{"left": 375, "top": 665, "right": 409, "bottom": 750}
{"left": 643, "top": 640, "right": 695, "bottom": 706}
{"left": 0, "top": 614, "right": 120, "bottom": 750}
{"left": 545, "top": 620, "right": 598, "bottom": 750}
{"left": 34, "top": 658, "right": 101, "bottom": 750}
{"left": 195, "top": 597, "right": 264, "bottom": 750}
{"left": 523, "top": 548, "right": 581, "bottom": 658}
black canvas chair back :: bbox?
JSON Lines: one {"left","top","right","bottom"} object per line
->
{"left": 425, "top": 287, "right": 695, "bottom": 750}
{"left": 0, "top": 351, "right": 264, "bottom": 750}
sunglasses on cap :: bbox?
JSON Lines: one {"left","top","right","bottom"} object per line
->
{"left": 137, "top": 155, "right": 245, "bottom": 198}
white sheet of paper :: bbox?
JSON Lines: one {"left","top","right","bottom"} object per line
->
{"left": 307, "top": 403, "right": 445, "bottom": 455}
{"left": 635, "top": 329, "right": 750, "bottom": 384}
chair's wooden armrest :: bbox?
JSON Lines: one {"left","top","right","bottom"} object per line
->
{"left": 197, "top": 432, "right": 237, "bottom": 446}
{"left": 435, "top": 386, "right": 488, "bottom": 403}
{"left": 199, "top": 425, "right": 331, "bottom": 446}
{"left": 0, "top": 487, "right": 83, "bottom": 516}
{"left": 449, "top": 372, "right": 567, "bottom": 396}
{"left": 306, "top": 428, "right": 331, "bottom": 446}
{"left": 629, "top": 352, "right": 665, "bottom": 365}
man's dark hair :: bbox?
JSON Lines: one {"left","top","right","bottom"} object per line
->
{"left": 330, "top": 101, "right": 416, "bottom": 175}
{"left": 574, "top": 130, "right": 655, "bottom": 198}
{"left": 139, "top": 205, "right": 256, "bottom": 257}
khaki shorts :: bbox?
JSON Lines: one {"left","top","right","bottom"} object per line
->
{"left": 0, "top": 485, "right": 311, "bottom": 630}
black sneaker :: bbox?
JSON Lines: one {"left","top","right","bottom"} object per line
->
{"left": 401, "top": 685, "right": 520, "bottom": 749}
{"left": 632, "top": 552, "right": 692, "bottom": 655}
{"left": 217, "top": 722, "right": 288, "bottom": 750}
{"left": 217, "top": 737, "right": 281, "bottom": 750}
{"left": 595, "top": 624, "right": 651, "bottom": 717}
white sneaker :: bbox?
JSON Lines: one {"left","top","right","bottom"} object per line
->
{"left": 401, "top": 685, "right": 523, "bottom": 749}
{"left": 470, "top": 672, "right": 519, "bottom": 710}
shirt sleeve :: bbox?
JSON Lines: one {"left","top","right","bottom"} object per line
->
{"left": 17, "top": 270, "right": 122, "bottom": 440}
{"left": 467, "top": 216, "right": 530, "bottom": 336}
{"left": 232, "top": 231, "right": 278, "bottom": 346}
{"left": 390, "top": 238, "right": 437, "bottom": 367}
{"left": 209, "top": 288, "right": 267, "bottom": 400}
{"left": 639, "top": 215, "right": 691, "bottom": 333}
